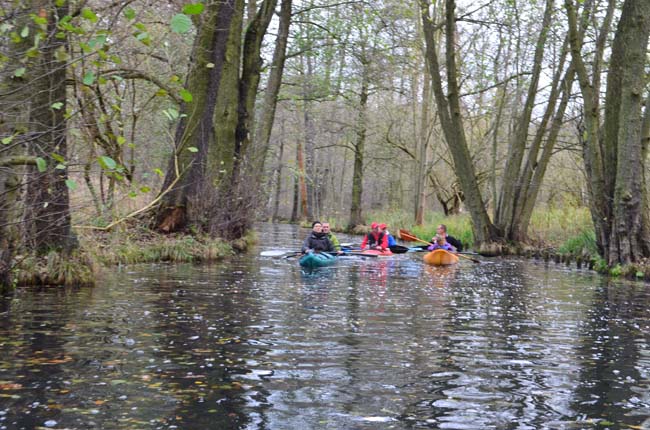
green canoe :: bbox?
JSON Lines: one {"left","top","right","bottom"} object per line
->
{"left": 299, "top": 252, "right": 338, "bottom": 269}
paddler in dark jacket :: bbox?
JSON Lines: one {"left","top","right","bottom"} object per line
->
{"left": 301, "top": 221, "right": 336, "bottom": 254}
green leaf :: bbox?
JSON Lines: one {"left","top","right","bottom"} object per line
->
{"left": 117, "top": 136, "right": 126, "bottom": 145}
{"left": 98, "top": 155, "right": 117, "bottom": 170}
{"left": 82, "top": 71, "right": 95, "bottom": 85}
{"left": 81, "top": 8, "right": 98, "bottom": 23}
{"left": 163, "top": 108, "right": 179, "bottom": 121}
{"left": 135, "top": 31, "right": 149, "bottom": 41}
{"left": 51, "top": 153, "right": 66, "bottom": 163}
{"left": 55, "top": 163, "right": 66, "bottom": 170}
{"left": 89, "top": 34, "right": 107, "bottom": 49}
{"left": 128, "top": 191, "right": 137, "bottom": 198}
{"left": 124, "top": 8, "right": 136, "bottom": 20}
{"left": 51, "top": 102, "right": 63, "bottom": 110}
{"left": 35, "top": 157, "right": 47, "bottom": 172}
{"left": 13, "top": 67, "right": 26, "bottom": 78}
{"left": 55, "top": 0, "right": 65, "bottom": 6}
{"left": 65, "top": 179, "right": 77, "bottom": 190}
{"left": 187, "top": 147, "right": 198, "bottom": 153}
{"left": 170, "top": 14, "right": 192, "bottom": 33}
{"left": 32, "top": 16, "right": 48, "bottom": 26}
{"left": 154, "top": 168, "right": 164, "bottom": 177}
{"left": 182, "top": 4, "right": 205, "bottom": 15}
{"left": 1, "top": 136, "right": 13, "bottom": 145}
{"left": 180, "top": 89, "right": 193, "bottom": 103}
{"left": 140, "top": 186, "right": 151, "bottom": 193}
{"left": 20, "top": 26, "right": 29, "bottom": 38}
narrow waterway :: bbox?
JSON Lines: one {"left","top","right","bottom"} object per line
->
{"left": 1, "top": 223, "right": 649, "bottom": 429}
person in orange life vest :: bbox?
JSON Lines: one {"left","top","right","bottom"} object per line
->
{"left": 361, "top": 222, "right": 389, "bottom": 251}
{"left": 427, "top": 234, "right": 457, "bottom": 252}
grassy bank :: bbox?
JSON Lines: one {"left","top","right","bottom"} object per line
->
{"left": 10, "top": 228, "right": 256, "bottom": 288}
{"left": 84, "top": 229, "right": 238, "bottom": 266}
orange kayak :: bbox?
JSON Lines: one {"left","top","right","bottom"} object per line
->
{"left": 423, "top": 249, "right": 459, "bottom": 266}
{"left": 361, "top": 249, "right": 394, "bottom": 257}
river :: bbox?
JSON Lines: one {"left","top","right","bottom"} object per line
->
{"left": 0, "top": 223, "right": 649, "bottom": 429}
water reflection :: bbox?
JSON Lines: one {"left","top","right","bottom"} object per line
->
{"left": 0, "top": 224, "right": 649, "bottom": 429}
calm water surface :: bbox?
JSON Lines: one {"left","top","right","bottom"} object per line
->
{"left": 1, "top": 223, "right": 650, "bottom": 429}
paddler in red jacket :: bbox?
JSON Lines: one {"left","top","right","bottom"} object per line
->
{"left": 360, "top": 222, "right": 389, "bottom": 251}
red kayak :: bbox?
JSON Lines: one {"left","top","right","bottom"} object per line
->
{"left": 360, "top": 249, "right": 393, "bottom": 257}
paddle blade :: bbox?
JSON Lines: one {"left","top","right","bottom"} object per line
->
{"left": 398, "top": 229, "right": 416, "bottom": 241}
{"left": 260, "top": 250, "right": 294, "bottom": 257}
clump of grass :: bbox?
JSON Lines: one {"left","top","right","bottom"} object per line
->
{"left": 80, "top": 224, "right": 241, "bottom": 266}
{"left": 90, "top": 233, "right": 234, "bottom": 265}
{"left": 557, "top": 229, "right": 598, "bottom": 256}
{"left": 14, "top": 249, "right": 96, "bottom": 287}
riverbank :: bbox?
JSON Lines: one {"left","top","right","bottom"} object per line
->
{"left": 11, "top": 228, "right": 256, "bottom": 288}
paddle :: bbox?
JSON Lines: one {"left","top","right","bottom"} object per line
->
{"left": 260, "top": 250, "right": 299, "bottom": 257}
{"left": 398, "top": 228, "right": 417, "bottom": 241}
{"left": 261, "top": 249, "right": 378, "bottom": 258}
{"left": 398, "top": 231, "right": 480, "bottom": 264}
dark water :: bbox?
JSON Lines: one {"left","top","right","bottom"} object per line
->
{"left": 1, "top": 223, "right": 650, "bottom": 430}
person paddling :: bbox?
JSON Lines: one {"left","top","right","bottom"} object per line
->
{"left": 302, "top": 221, "right": 336, "bottom": 254}
{"left": 427, "top": 234, "right": 457, "bottom": 252}
{"left": 361, "top": 222, "right": 389, "bottom": 251}
{"left": 431, "top": 224, "right": 463, "bottom": 252}
{"left": 322, "top": 222, "right": 341, "bottom": 251}
{"left": 380, "top": 223, "right": 397, "bottom": 248}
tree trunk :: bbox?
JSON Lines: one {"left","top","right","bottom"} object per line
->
{"left": 292, "top": 138, "right": 309, "bottom": 221}
{"left": 566, "top": 0, "right": 650, "bottom": 266}
{"left": 156, "top": 0, "right": 237, "bottom": 232}
{"left": 253, "top": 0, "right": 292, "bottom": 171}
{"left": 419, "top": 0, "right": 499, "bottom": 246}
{"left": 272, "top": 122, "right": 285, "bottom": 221}
{"left": 608, "top": 0, "right": 650, "bottom": 265}
{"left": 347, "top": 59, "right": 370, "bottom": 230}
{"left": 415, "top": 72, "right": 431, "bottom": 226}
{"left": 300, "top": 52, "right": 316, "bottom": 220}
{"left": 21, "top": 1, "right": 76, "bottom": 254}
{"left": 233, "top": 0, "right": 277, "bottom": 178}
{"left": 494, "top": 0, "right": 554, "bottom": 241}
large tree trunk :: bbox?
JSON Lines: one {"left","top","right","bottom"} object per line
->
{"left": 566, "top": 0, "right": 650, "bottom": 266}
{"left": 419, "top": 0, "right": 499, "bottom": 246}
{"left": 21, "top": 1, "right": 76, "bottom": 254}
{"left": 156, "top": 1, "right": 237, "bottom": 232}
{"left": 0, "top": 4, "right": 33, "bottom": 286}
{"left": 607, "top": 0, "right": 650, "bottom": 264}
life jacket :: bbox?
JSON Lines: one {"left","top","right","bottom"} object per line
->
{"left": 366, "top": 232, "right": 385, "bottom": 247}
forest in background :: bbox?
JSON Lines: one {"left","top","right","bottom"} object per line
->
{"left": 1, "top": 0, "right": 649, "bottom": 287}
